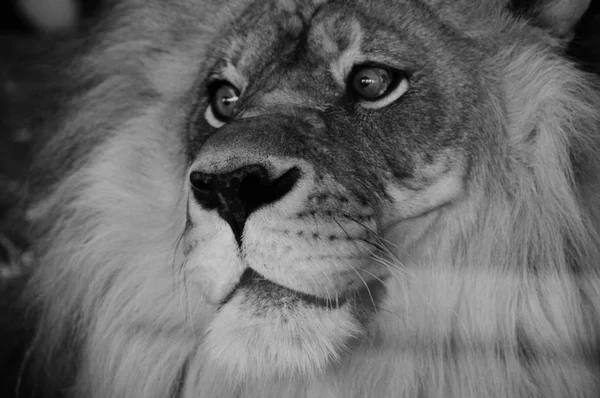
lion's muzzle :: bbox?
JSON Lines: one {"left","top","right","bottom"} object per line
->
{"left": 184, "top": 115, "right": 384, "bottom": 308}
{"left": 190, "top": 164, "right": 301, "bottom": 245}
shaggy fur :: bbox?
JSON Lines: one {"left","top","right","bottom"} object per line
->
{"left": 21, "top": 0, "right": 600, "bottom": 397}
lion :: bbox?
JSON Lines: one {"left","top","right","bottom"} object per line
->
{"left": 18, "top": 0, "right": 600, "bottom": 397}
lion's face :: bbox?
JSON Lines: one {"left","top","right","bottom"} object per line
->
{"left": 182, "top": 0, "right": 481, "bottom": 377}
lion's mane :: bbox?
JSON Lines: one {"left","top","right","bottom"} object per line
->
{"left": 20, "top": 0, "right": 600, "bottom": 397}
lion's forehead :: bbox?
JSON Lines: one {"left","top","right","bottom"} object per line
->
{"left": 218, "top": 0, "right": 434, "bottom": 80}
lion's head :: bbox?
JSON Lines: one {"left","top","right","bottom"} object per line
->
{"left": 21, "top": 0, "right": 600, "bottom": 397}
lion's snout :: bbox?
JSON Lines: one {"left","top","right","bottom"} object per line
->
{"left": 189, "top": 164, "right": 301, "bottom": 244}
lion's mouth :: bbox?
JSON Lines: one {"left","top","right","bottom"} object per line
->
{"left": 220, "top": 268, "right": 352, "bottom": 309}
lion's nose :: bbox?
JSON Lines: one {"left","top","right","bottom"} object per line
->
{"left": 190, "top": 164, "right": 301, "bottom": 244}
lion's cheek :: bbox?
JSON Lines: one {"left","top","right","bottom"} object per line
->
{"left": 201, "top": 293, "right": 363, "bottom": 379}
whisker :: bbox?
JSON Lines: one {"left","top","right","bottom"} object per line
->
{"left": 332, "top": 218, "right": 378, "bottom": 313}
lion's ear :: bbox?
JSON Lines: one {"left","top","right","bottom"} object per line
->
{"left": 512, "top": 0, "right": 591, "bottom": 39}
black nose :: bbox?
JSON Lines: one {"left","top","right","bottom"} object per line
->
{"left": 190, "top": 164, "right": 301, "bottom": 245}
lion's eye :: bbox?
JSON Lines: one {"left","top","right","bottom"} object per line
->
{"left": 348, "top": 64, "right": 409, "bottom": 109}
{"left": 205, "top": 81, "right": 240, "bottom": 128}
{"left": 351, "top": 67, "right": 391, "bottom": 99}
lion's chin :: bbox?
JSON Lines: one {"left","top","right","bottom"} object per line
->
{"left": 201, "top": 277, "right": 383, "bottom": 380}
{"left": 219, "top": 268, "right": 351, "bottom": 309}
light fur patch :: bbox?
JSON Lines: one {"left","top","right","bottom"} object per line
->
{"left": 201, "top": 293, "right": 362, "bottom": 380}
{"left": 310, "top": 21, "right": 340, "bottom": 55}
{"left": 220, "top": 62, "right": 248, "bottom": 92}
{"left": 184, "top": 208, "right": 243, "bottom": 305}
{"left": 385, "top": 164, "right": 465, "bottom": 221}
{"left": 330, "top": 19, "right": 366, "bottom": 88}
{"left": 17, "top": 0, "right": 78, "bottom": 31}
{"left": 252, "top": 88, "right": 325, "bottom": 111}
